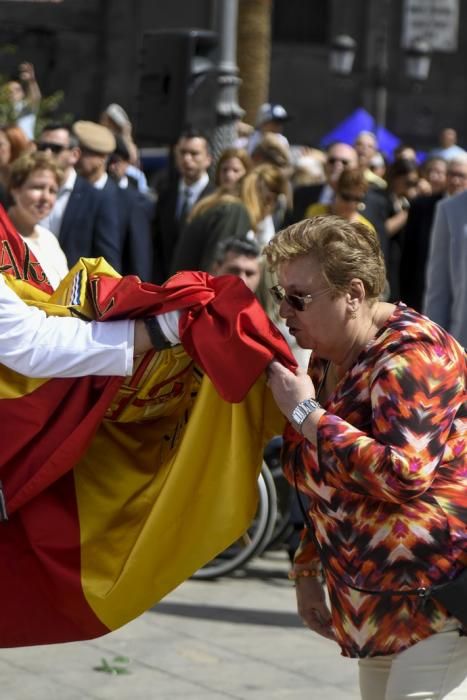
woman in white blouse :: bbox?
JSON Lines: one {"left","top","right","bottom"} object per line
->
{"left": 8, "top": 151, "right": 69, "bottom": 289}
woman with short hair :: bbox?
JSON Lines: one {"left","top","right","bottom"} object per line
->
{"left": 305, "top": 168, "right": 374, "bottom": 230}
{"left": 8, "top": 151, "right": 69, "bottom": 289}
{"left": 266, "top": 216, "right": 467, "bottom": 700}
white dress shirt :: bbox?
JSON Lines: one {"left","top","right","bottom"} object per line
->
{"left": 93, "top": 172, "right": 109, "bottom": 190}
{"left": 0, "top": 274, "right": 134, "bottom": 378}
{"left": 176, "top": 172, "right": 209, "bottom": 219}
{"left": 319, "top": 183, "right": 335, "bottom": 205}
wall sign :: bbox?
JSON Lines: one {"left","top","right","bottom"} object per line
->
{"left": 402, "top": 0, "right": 459, "bottom": 52}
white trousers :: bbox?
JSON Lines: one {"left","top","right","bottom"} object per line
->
{"left": 358, "top": 621, "right": 467, "bottom": 700}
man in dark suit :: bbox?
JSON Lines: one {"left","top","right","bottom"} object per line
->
{"left": 107, "top": 136, "right": 154, "bottom": 281}
{"left": 285, "top": 142, "right": 359, "bottom": 224}
{"left": 285, "top": 141, "right": 391, "bottom": 267}
{"left": 400, "top": 155, "right": 467, "bottom": 311}
{"left": 37, "top": 123, "right": 122, "bottom": 271}
{"left": 152, "top": 128, "right": 214, "bottom": 283}
{"left": 74, "top": 120, "right": 157, "bottom": 279}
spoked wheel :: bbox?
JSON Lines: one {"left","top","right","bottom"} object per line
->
{"left": 192, "top": 461, "right": 278, "bottom": 580}
{"left": 262, "top": 436, "right": 294, "bottom": 551}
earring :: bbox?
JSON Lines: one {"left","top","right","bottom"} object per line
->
{"left": 357, "top": 202, "right": 366, "bottom": 212}
{"left": 350, "top": 309, "right": 357, "bottom": 319}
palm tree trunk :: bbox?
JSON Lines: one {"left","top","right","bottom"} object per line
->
{"left": 237, "top": 0, "right": 272, "bottom": 126}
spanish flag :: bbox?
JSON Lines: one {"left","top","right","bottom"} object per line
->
{"left": 0, "top": 207, "right": 294, "bottom": 647}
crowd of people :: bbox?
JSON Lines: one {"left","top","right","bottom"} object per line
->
{"left": 0, "top": 63, "right": 466, "bottom": 700}
{"left": 2, "top": 65, "right": 467, "bottom": 349}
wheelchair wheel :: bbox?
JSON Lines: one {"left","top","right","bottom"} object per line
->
{"left": 262, "top": 436, "right": 294, "bottom": 551}
{"left": 192, "top": 461, "right": 278, "bottom": 580}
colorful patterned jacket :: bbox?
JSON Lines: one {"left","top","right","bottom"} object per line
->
{"left": 283, "top": 305, "right": 466, "bottom": 657}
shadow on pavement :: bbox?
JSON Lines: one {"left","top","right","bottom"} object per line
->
{"left": 151, "top": 600, "right": 303, "bottom": 628}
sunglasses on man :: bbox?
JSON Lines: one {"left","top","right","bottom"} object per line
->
{"left": 269, "top": 284, "right": 331, "bottom": 311}
{"left": 36, "top": 142, "right": 68, "bottom": 154}
{"left": 327, "top": 157, "right": 351, "bottom": 166}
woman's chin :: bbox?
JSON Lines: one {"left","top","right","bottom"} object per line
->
{"left": 292, "top": 331, "right": 313, "bottom": 350}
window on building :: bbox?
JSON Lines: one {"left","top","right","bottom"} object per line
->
{"left": 272, "top": 0, "right": 330, "bottom": 44}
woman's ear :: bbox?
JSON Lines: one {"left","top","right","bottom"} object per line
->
{"left": 347, "top": 278, "right": 366, "bottom": 305}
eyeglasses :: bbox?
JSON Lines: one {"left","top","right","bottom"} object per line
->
{"left": 338, "top": 191, "right": 364, "bottom": 203}
{"left": 269, "top": 284, "right": 331, "bottom": 311}
{"left": 36, "top": 142, "right": 68, "bottom": 154}
{"left": 327, "top": 157, "right": 351, "bottom": 166}
{"left": 447, "top": 170, "right": 467, "bottom": 180}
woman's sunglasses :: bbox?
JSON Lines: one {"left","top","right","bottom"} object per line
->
{"left": 269, "top": 285, "right": 331, "bottom": 311}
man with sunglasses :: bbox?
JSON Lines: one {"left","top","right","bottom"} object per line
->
{"left": 37, "top": 122, "right": 121, "bottom": 271}
{"left": 285, "top": 142, "right": 358, "bottom": 225}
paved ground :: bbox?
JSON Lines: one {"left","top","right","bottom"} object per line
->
{"left": 0, "top": 551, "right": 360, "bottom": 699}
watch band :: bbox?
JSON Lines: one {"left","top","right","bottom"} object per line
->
{"left": 291, "top": 398, "right": 323, "bottom": 433}
{"left": 144, "top": 316, "right": 173, "bottom": 351}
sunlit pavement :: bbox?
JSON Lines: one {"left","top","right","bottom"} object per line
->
{"left": 0, "top": 550, "right": 360, "bottom": 699}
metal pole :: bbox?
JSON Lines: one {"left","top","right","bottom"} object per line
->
{"left": 211, "top": 0, "right": 244, "bottom": 163}
{"left": 374, "top": 77, "right": 388, "bottom": 129}
{"left": 366, "top": 0, "right": 390, "bottom": 129}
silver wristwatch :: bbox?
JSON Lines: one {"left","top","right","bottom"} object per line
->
{"left": 291, "top": 398, "right": 322, "bottom": 432}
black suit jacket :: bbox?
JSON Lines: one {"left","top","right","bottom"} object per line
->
{"left": 152, "top": 177, "right": 215, "bottom": 283}
{"left": 399, "top": 193, "right": 443, "bottom": 311}
{"left": 284, "top": 184, "right": 324, "bottom": 225}
{"left": 171, "top": 201, "right": 252, "bottom": 274}
{"left": 59, "top": 174, "right": 122, "bottom": 271}
{"left": 116, "top": 183, "right": 154, "bottom": 281}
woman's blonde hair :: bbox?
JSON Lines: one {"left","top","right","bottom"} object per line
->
{"left": 265, "top": 215, "right": 386, "bottom": 301}
{"left": 187, "top": 187, "right": 242, "bottom": 222}
{"left": 241, "top": 163, "right": 288, "bottom": 231}
{"left": 8, "top": 151, "right": 64, "bottom": 191}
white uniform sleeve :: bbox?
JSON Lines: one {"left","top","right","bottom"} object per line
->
{"left": 0, "top": 275, "right": 134, "bottom": 378}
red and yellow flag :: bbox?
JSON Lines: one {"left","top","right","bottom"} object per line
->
{"left": 0, "top": 207, "right": 294, "bottom": 647}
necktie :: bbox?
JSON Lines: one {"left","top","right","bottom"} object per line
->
{"left": 179, "top": 187, "right": 191, "bottom": 225}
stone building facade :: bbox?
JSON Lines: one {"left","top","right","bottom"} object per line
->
{"left": 0, "top": 0, "right": 465, "bottom": 149}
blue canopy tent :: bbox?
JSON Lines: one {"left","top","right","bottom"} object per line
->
{"left": 319, "top": 108, "right": 401, "bottom": 161}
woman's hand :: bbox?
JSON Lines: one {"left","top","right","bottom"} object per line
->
{"left": 296, "top": 577, "right": 335, "bottom": 641}
{"left": 267, "top": 360, "right": 316, "bottom": 421}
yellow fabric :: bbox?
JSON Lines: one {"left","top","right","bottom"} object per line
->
{"left": 304, "top": 202, "right": 376, "bottom": 232}
{"left": 5, "top": 258, "right": 286, "bottom": 630}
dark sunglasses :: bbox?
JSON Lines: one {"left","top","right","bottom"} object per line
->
{"left": 269, "top": 284, "right": 331, "bottom": 311}
{"left": 338, "top": 191, "right": 364, "bottom": 203}
{"left": 36, "top": 142, "right": 68, "bottom": 154}
{"left": 327, "top": 157, "right": 351, "bottom": 166}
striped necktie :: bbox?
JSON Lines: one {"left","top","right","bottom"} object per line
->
{"left": 178, "top": 187, "right": 191, "bottom": 225}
